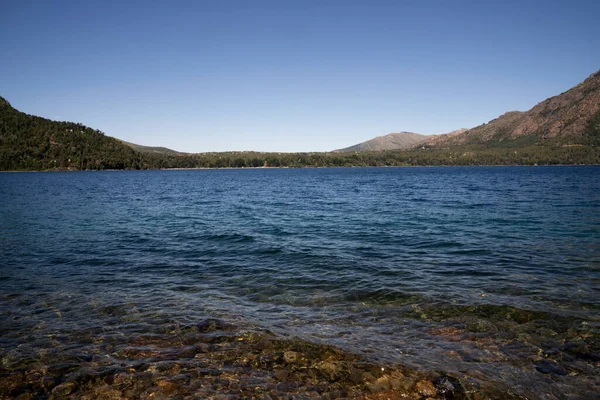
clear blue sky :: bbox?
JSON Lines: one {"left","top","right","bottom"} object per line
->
{"left": 2, "top": 0, "right": 599, "bottom": 152}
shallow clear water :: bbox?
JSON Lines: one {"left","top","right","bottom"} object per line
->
{"left": 1, "top": 166, "right": 599, "bottom": 398}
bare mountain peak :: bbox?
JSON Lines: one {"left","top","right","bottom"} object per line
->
{"left": 379, "top": 131, "right": 422, "bottom": 140}
{"left": 335, "top": 129, "right": 476, "bottom": 152}
{"left": 335, "top": 131, "right": 427, "bottom": 152}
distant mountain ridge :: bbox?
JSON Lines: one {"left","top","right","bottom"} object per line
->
{"left": 422, "top": 70, "right": 600, "bottom": 148}
{"left": 339, "top": 70, "right": 600, "bottom": 152}
{"left": 335, "top": 131, "right": 428, "bottom": 152}
{"left": 335, "top": 129, "right": 471, "bottom": 152}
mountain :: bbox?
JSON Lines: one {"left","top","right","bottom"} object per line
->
{"left": 422, "top": 70, "right": 600, "bottom": 148}
{"left": 335, "top": 131, "right": 428, "bottom": 152}
{"left": 0, "top": 97, "right": 146, "bottom": 170}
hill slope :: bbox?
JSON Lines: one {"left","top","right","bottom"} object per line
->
{"left": 423, "top": 70, "right": 600, "bottom": 148}
{"left": 119, "top": 140, "right": 183, "bottom": 156}
{"left": 335, "top": 131, "right": 428, "bottom": 152}
{"left": 0, "top": 97, "right": 145, "bottom": 170}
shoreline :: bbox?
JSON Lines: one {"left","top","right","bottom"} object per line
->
{"left": 1, "top": 163, "right": 598, "bottom": 173}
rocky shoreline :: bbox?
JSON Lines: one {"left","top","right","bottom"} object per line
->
{"left": 0, "top": 318, "right": 520, "bottom": 400}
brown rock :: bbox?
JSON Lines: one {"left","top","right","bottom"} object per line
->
{"left": 369, "top": 375, "right": 392, "bottom": 391}
{"left": 274, "top": 370, "right": 289, "bottom": 380}
{"left": 415, "top": 379, "right": 437, "bottom": 397}
{"left": 283, "top": 351, "right": 298, "bottom": 363}
{"left": 51, "top": 381, "right": 76, "bottom": 397}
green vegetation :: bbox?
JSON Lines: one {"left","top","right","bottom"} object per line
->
{"left": 145, "top": 146, "right": 597, "bottom": 169}
{"left": 0, "top": 97, "right": 145, "bottom": 171}
{"left": 1, "top": 96, "right": 598, "bottom": 171}
{"left": 585, "top": 108, "right": 600, "bottom": 146}
{"left": 119, "top": 140, "right": 183, "bottom": 156}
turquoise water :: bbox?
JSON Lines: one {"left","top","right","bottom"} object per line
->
{"left": 1, "top": 166, "right": 599, "bottom": 398}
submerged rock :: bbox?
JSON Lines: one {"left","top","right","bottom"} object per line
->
{"left": 197, "top": 319, "right": 233, "bottom": 333}
{"left": 414, "top": 379, "right": 437, "bottom": 397}
{"left": 0, "top": 326, "right": 562, "bottom": 399}
{"left": 535, "top": 359, "right": 568, "bottom": 376}
{"left": 283, "top": 350, "right": 299, "bottom": 363}
{"left": 51, "top": 381, "right": 76, "bottom": 397}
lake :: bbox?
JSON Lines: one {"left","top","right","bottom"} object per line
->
{"left": 0, "top": 166, "right": 598, "bottom": 399}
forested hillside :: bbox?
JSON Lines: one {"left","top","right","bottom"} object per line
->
{"left": 0, "top": 97, "right": 146, "bottom": 170}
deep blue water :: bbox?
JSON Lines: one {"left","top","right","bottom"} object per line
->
{"left": 1, "top": 166, "right": 599, "bottom": 397}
